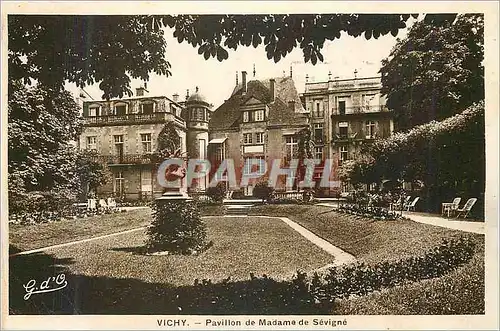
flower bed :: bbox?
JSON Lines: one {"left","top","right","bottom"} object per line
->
{"left": 173, "top": 236, "right": 476, "bottom": 314}
{"left": 336, "top": 203, "right": 400, "bottom": 221}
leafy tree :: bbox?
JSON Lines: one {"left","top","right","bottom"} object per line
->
{"left": 156, "top": 121, "right": 181, "bottom": 159}
{"left": 380, "top": 14, "right": 484, "bottom": 131}
{"left": 8, "top": 82, "right": 82, "bottom": 193}
{"left": 75, "top": 150, "right": 113, "bottom": 199}
{"left": 9, "top": 14, "right": 457, "bottom": 100}
{"left": 340, "top": 101, "right": 485, "bottom": 213}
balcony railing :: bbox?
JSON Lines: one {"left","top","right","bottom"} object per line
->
{"left": 92, "top": 153, "right": 157, "bottom": 165}
{"left": 333, "top": 105, "right": 389, "bottom": 115}
{"left": 84, "top": 112, "right": 185, "bottom": 126}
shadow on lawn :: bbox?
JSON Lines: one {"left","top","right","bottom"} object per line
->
{"left": 9, "top": 246, "right": 333, "bottom": 315}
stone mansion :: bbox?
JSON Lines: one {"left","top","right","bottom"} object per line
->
{"left": 79, "top": 71, "right": 393, "bottom": 200}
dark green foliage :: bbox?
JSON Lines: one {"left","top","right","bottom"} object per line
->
{"left": 319, "top": 237, "right": 476, "bottom": 301}
{"left": 340, "top": 102, "right": 485, "bottom": 213}
{"left": 9, "top": 14, "right": 457, "bottom": 99}
{"left": 147, "top": 200, "right": 211, "bottom": 254}
{"left": 206, "top": 182, "right": 227, "bottom": 203}
{"left": 8, "top": 15, "right": 171, "bottom": 100}
{"left": 381, "top": 14, "right": 484, "bottom": 131}
{"left": 8, "top": 82, "right": 82, "bottom": 193}
{"left": 253, "top": 180, "right": 275, "bottom": 202}
{"left": 171, "top": 236, "right": 475, "bottom": 313}
{"left": 75, "top": 149, "right": 112, "bottom": 200}
{"left": 174, "top": 271, "right": 320, "bottom": 314}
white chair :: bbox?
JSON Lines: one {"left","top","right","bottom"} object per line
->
{"left": 99, "top": 199, "right": 108, "bottom": 211}
{"left": 455, "top": 198, "right": 477, "bottom": 218}
{"left": 405, "top": 197, "right": 420, "bottom": 211}
{"left": 107, "top": 198, "right": 118, "bottom": 211}
{"left": 441, "top": 197, "right": 461, "bottom": 217}
{"left": 87, "top": 199, "right": 97, "bottom": 211}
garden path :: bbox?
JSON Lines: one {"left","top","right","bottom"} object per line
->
{"left": 315, "top": 203, "right": 485, "bottom": 235}
{"left": 206, "top": 215, "right": 357, "bottom": 267}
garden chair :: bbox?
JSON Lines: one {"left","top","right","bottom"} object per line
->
{"left": 396, "top": 196, "right": 412, "bottom": 211}
{"left": 87, "top": 199, "right": 97, "bottom": 211}
{"left": 455, "top": 198, "right": 477, "bottom": 218}
{"left": 441, "top": 197, "right": 461, "bottom": 217}
{"left": 107, "top": 198, "right": 118, "bottom": 212}
{"left": 405, "top": 197, "right": 420, "bottom": 211}
{"left": 99, "top": 199, "right": 109, "bottom": 211}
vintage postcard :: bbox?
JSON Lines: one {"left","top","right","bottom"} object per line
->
{"left": 1, "top": 1, "right": 498, "bottom": 330}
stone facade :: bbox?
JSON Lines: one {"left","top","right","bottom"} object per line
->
{"left": 301, "top": 75, "right": 394, "bottom": 193}
{"left": 80, "top": 87, "right": 211, "bottom": 200}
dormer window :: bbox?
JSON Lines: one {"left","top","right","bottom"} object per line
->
{"left": 88, "top": 105, "right": 100, "bottom": 117}
{"left": 141, "top": 102, "right": 154, "bottom": 114}
{"left": 114, "top": 103, "right": 128, "bottom": 115}
{"left": 255, "top": 110, "right": 264, "bottom": 122}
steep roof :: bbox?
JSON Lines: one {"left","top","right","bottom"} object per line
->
{"left": 210, "top": 76, "right": 307, "bottom": 131}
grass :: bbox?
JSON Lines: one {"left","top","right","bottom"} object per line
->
{"left": 248, "top": 204, "right": 485, "bottom": 314}
{"left": 9, "top": 208, "right": 151, "bottom": 252}
{"left": 248, "top": 204, "right": 476, "bottom": 264}
{"left": 333, "top": 249, "right": 485, "bottom": 314}
{"left": 12, "top": 216, "right": 333, "bottom": 286}
{"left": 9, "top": 203, "right": 485, "bottom": 314}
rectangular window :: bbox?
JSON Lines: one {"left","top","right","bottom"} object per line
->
{"left": 142, "top": 103, "right": 154, "bottom": 114}
{"left": 141, "top": 133, "right": 152, "bottom": 153}
{"left": 314, "top": 146, "right": 323, "bottom": 161}
{"left": 243, "top": 111, "right": 249, "bottom": 123}
{"left": 339, "top": 146, "right": 348, "bottom": 165}
{"left": 255, "top": 132, "right": 264, "bottom": 144}
{"left": 141, "top": 169, "right": 152, "bottom": 193}
{"left": 215, "top": 144, "right": 224, "bottom": 162}
{"left": 285, "top": 135, "right": 298, "bottom": 161}
{"left": 243, "top": 133, "right": 253, "bottom": 144}
{"left": 244, "top": 156, "right": 265, "bottom": 175}
{"left": 114, "top": 171, "right": 124, "bottom": 194}
{"left": 338, "top": 122, "right": 349, "bottom": 139}
{"left": 366, "top": 120, "right": 376, "bottom": 139}
{"left": 197, "top": 108, "right": 204, "bottom": 121}
{"left": 255, "top": 110, "right": 264, "bottom": 122}
{"left": 338, "top": 101, "right": 346, "bottom": 115}
{"left": 114, "top": 104, "right": 127, "bottom": 115}
{"left": 88, "top": 106, "right": 99, "bottom": 117}
{"left": 314, "top": 123, "right": 323, "bottom": 143}
{"left": 86, "top": 136, "right": 97, "bottom": 150}
{"left": 315, "top": 102, "right": 323, "bottom": 117}
{"left": 114, "top": 135, "right": 124, "bottom": 158}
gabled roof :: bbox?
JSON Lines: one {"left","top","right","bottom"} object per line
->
{"left": 210, "top": 76, "right": 307, "bottom": 131}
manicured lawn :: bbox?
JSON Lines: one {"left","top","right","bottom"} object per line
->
{"left": 333, "top": 248, "right": 485, "bottom": 314}
{"left": 9, "top": 208, "right": 151, "bottom": 252}
{"left": 10, "top": 215, "right": 335, "bottom": 314}
{"left": 249, "top": 204, "right": 479, "bottom": 264}
{"left": 32, "top": 216, "right": 333, "bottom": 285}
{"left": 248, "top": 204, "right": 485, "bottom": 314}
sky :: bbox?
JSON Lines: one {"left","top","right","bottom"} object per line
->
{"left": 68, "top": 21, "right": 413, "bottom": 110}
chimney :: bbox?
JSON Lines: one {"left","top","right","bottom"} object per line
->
{"left": 172, "top": 93, "right": 179, "bottom": 102}
{"left": 186, "top": 89, "right": 190, "bottom": 100}
{"left": 288, "top": 100, "right": 295, "bottom": 111}
{"left": 269, "top": 78, "right": 275, "bottom": 102}
{"left": 236, "top": 71, "right": 239, "bottom": 86}
{"left": 136, "top": 86, "right": 146, "bottom": 97}
{"left": 242, "top": 71, "right": 247, "bottom": 93}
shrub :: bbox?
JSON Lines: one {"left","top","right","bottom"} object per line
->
{"left": 320, "top": 236, "right": 476, "bottom": 301}
{"left": 206, "top": 182, "right": 226, "bottom": 203}
{"left": 174, "top": 271, "right": 323, "bottom": 315}
{"left": 146, "top": 200, "right": 211, "bottom": 254}
{"left": 252, "top": 180, "right": 275, "bottom": 202}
